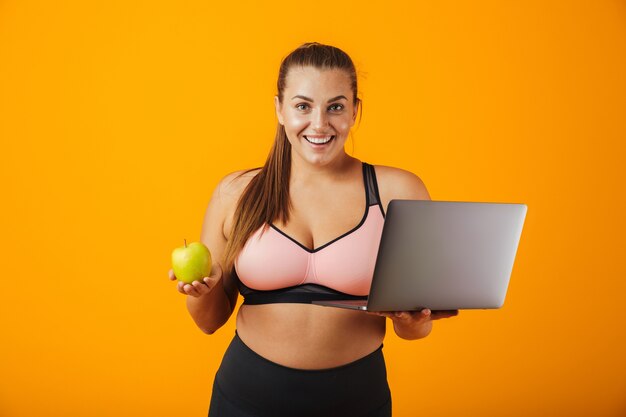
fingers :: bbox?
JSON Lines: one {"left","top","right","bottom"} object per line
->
{"left": 417, "top": 309, "right": 431, "bottom": 318}
{"left": 170, "top": 263, "right": 223, "bottom": 297}
{"left": 366, "top": 311, "right": 395, "bottom": 318}
{"left": 403, "top": 309, "right": 431, "bottom": 323}
{"left": 367, "top": 311, "right": 422, "bottom": 321}
{"left": 393, "top": 311, "right": 414, "bottom": 320}
{"left": 174, "top": 268, "right": 222, "bottom": 298}
{"left": 414, "top": 308, "right": 460, "bottom": 321}
{"left": 177, "top": 280, "right": 190, "bottom": 295}
{"left": 368, "top": 309, "right": 458, "bottom": 322}
{"left": 177, "top": 279, "right": 214, "bottom": 297}
{"left": 199, "top": 264, "right": 222, "bottom": 290}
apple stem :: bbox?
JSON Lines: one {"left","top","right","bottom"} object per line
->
{"left": 184, "top": 239, "right": 187, "bottom": 248}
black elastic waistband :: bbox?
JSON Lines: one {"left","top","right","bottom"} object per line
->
{"left": 213, "top": 331, "right": 391, "bottom": 417}
{"left": 232, "top": 330, "right": 383, "bottom": 372}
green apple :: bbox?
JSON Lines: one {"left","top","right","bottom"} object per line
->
{"left": 171, "top": 239, "right": 212, "bottom": 285}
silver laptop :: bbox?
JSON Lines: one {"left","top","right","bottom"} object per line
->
{"left": 312, "top": 199, "right": 528, "bottom": 311}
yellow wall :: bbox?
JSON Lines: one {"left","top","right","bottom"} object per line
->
{"left": 1, "top": 1, "right": 624, "bottom": 416}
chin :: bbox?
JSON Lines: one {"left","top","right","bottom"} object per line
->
{"left": 306, "top": 152, "right": 349, "bottom": 167}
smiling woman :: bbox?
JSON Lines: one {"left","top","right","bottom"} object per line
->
{"left": 169, "top": 41, "right": 456, "bottom": 417}
{"left": 274, "top": 66, "right": 358, "bottom": 167}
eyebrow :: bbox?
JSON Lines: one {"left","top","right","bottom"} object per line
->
{"left": 291, "top": 95, "right": 348, "bottom": 103}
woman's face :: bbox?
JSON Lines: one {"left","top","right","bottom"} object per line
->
{"left": 275, "top": 66, "right": 358, "bottom": 167}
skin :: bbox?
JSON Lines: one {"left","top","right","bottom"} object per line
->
{"left": 169, "top": 66, "right": 458, "bottom": 370}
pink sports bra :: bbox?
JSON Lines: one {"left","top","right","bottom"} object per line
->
{"left": 234, "top": 162, "right": 386, "bottom": 305}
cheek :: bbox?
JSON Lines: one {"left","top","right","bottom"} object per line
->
{"left": 335, "top": 118, "right": 352, "bottom": 132}
{"left": 285, "top": 116, "right": 308, "bottom": 132}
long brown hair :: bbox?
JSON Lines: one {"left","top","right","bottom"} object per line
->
{"left": 221, "top": 42, "right": 363, "bottom": 276}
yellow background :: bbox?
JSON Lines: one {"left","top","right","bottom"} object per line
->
{"left": 1, "top": 1, "right": 624, "bottom": 416}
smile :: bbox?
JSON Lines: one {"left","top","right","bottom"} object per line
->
{"left": 304, "top": 135, "right": 335, "bottom": 144}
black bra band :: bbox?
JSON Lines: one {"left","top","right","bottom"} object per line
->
{"left": 237, "top": 281, "right": 367, "bottom": 305}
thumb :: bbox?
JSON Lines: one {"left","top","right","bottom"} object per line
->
{"left": 202, "top": 264, "right": 223, "bottom": 287}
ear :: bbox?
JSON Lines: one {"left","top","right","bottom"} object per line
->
{"left": 274, "top": 95, "right": 284, "bottom": 125}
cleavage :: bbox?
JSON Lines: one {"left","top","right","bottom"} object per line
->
{"left": 272, "top": 196, "right": 365, "bottom": 251}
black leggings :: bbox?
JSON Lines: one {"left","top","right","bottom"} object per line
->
{"left": 208, "top": 331, "right": 392, "bottom": 417}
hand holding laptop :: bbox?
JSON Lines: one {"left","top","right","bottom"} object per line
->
{"left": 366, "top": 308, "right": 459, "bottom": 339}
{"left": 367, "top": 309, "right": 459, "bottom": 321}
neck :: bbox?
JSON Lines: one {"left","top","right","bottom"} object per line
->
{"left": 290, "top": 152, "right": 357, "bottom": 185}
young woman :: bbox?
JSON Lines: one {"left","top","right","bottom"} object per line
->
{"left": 169, "top": 42, "right": 458, "bottom": 417}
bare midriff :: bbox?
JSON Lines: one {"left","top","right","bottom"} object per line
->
{"left": 235, "top": 303, "right": 386, "bottom": 370}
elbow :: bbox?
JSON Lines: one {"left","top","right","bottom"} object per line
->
{"left": 197, "top": 314, "right": 230, "bottom": 335}
{"left": 189, "top": 316, "right": 219, "bottom": 335}
{"left": 197, "top": 320, "right": 221, "bottom": 335}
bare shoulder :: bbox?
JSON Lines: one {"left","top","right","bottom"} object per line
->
{"left": 372, "top": 165, "right": 431, "bottom": 212}
{"left": 213, "top": 167, "right": 262, "bottom": 238}
{"left": 217, "top": 167, "right": 263, "bottom": 205}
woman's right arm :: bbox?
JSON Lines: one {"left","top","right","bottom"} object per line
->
{"left": 177, "top": 173, "right": 242, "bottom": 334}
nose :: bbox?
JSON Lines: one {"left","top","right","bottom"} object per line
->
{"left": 311, "top": 108, "right": 329, "bottom": 130}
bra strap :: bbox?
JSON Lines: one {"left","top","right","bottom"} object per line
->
{"left": 364, "top": 162, "right": 385, "bottom": 216}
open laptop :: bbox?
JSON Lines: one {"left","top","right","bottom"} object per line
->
{"left": 312, "top": 199, "right": 527, "bottom": 312}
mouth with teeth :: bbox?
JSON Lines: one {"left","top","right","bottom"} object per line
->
{"left": 304, "top": 135, "right": 335, "bottom": 145}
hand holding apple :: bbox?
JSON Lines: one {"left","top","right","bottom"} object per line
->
{"left": 171, "top": 239, "right": 212, "bottom": 284}
{"left": 169, "top": 262, "right": 223, "bottom": 298}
